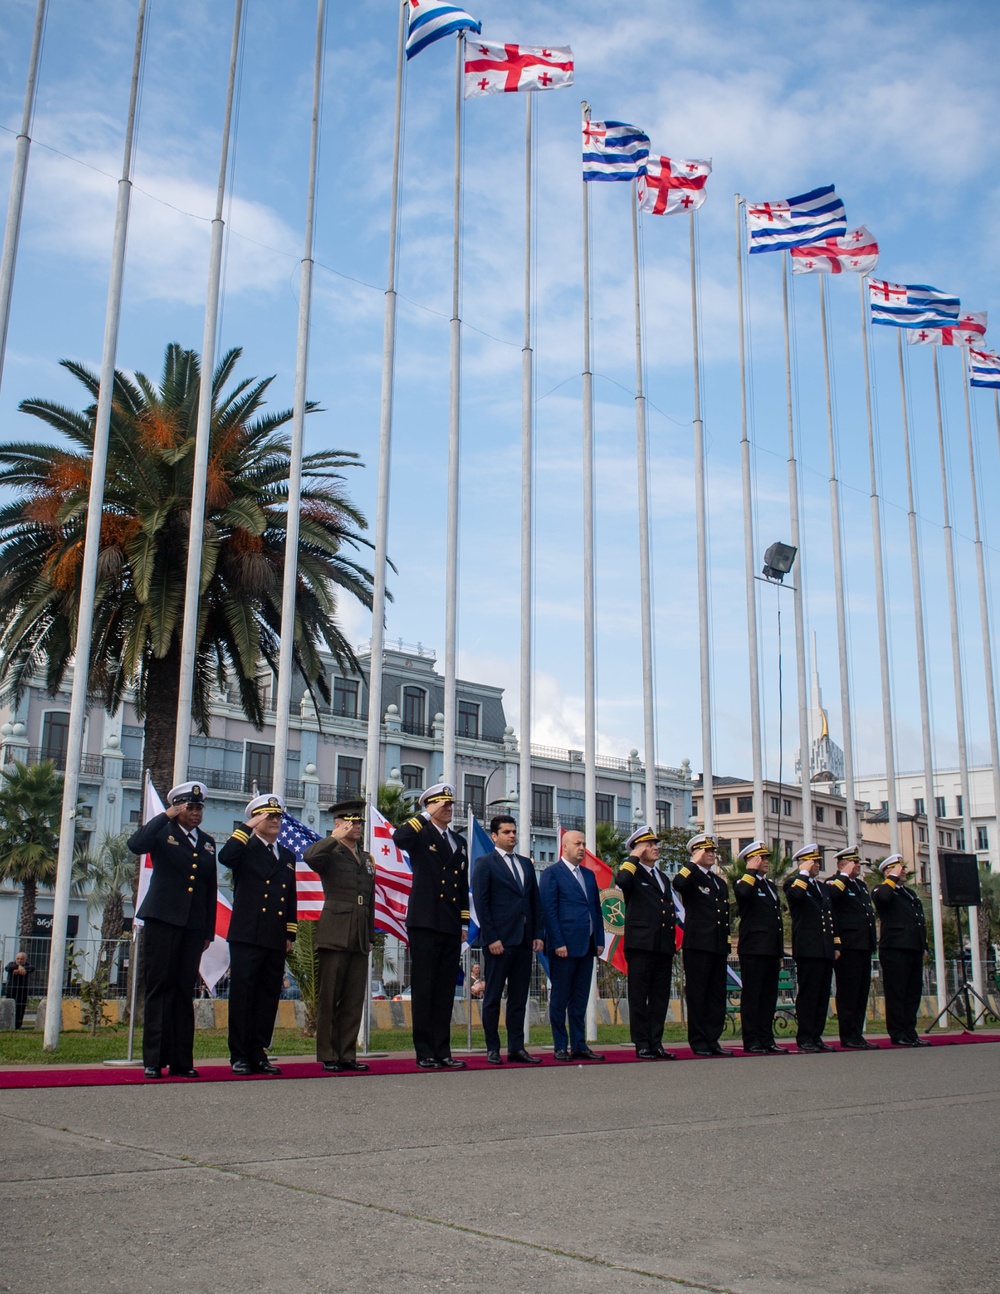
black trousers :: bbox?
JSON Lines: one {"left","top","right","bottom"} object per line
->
{"left": 481, "top": 942, "right": 533, "bottom": 1055}
{"left": 141, "top": 919, "right": 205, "bottom": 1071}
{"left": 738, "top": 954, "right": 780, "bottom": 1049}
{"left": 794, "top": 956, "right": 834, "bottom": 1045}
{"left": 880, "top": 948, "right": 924, "bottom": 1042}
{"left": 228, "top": 941, "right": 285, "bottom": 1065}
{"left": 316, "top": 949, "right": 369, "bottom": 1063}
{"left": 408, "top": 927, "right": 461, "bottom": 1061}
{"left": 682, "top": 947, "right": 727, "bottom": 1051}
{"left": 6, "top": 990, "right": 29, "bottom": 1029}
{"left": 834, "top": 949, "right": 873, "bottom": 1043}
{"left": 625, "top": 949, "right": 673, "bottom": 1050}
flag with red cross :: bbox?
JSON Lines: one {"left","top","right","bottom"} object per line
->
{"left": 637, "top": 155, "right": 712, "bottom": 216}
{"left": 464, "top": 39, "right": 573, "bottom": 98}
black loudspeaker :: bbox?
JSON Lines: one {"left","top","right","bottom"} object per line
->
{"left": 938, "top": 851, "right": 982, "bottom": 907}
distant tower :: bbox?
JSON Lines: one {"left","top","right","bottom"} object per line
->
{"left": 796, "top": 634, "right": 844, "bottom": 786}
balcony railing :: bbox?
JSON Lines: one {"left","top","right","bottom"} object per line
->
{"left": 5, "top": 747, "right": 104, "bottom": 777}
{"left": 121, "top": 759, "right": 142, "bottom": 781}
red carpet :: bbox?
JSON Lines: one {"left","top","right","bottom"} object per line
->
{"left": 2, "top": 1032, "right": 997, "bottom": 1090}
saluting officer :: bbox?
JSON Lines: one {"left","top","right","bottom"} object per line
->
{"left": 394, "top": 783, "right": 469, "bottom": 1070}
{"left": 673, "top": 833, "right": 734, "bottom": 1058}
{"left": 219, "top": 794, "right": 298, "bottom": 1076}
{"left": 783, "top": 842, "right": 840, "bottom": 1053}
{"left": 733, "top": 840, "right": 788, "bottom": 1055}
{"left": 616, "top": 825, "right": 677, "bottom": 1060}
{"left": 826, "top": 845, "right": 878, "bottom": 1050}
{"left": 872, "top": 854, "right": 930, "bottom": 1047}
{"left": 128, "top": 781, "right": 217, "bottom": 1080}
{"left": 304, "top": 800, "right": 376, "bottom": 1073}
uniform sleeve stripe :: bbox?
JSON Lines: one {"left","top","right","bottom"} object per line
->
{"left": 792, "top": 879, "right": 808, "bottom": 889}
{"left": 740, "top": 873, "right": 755, "bottom": 885}
{"left": 460, "top": 910, "right": 471, "bottom": 920}
{"left": 286, "top": 923, "right": 298, "bottom": 932}
{"left": 621, "top": 861, "right": 637, "bottom": 875}
{"left": 678, "top": 866, "right": 691, "bottom": 878}
{"left": 231, "top": 829, "right": 250, "bottom": 843}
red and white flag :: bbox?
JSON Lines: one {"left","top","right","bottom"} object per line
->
{"left": 906, "top": 310, "right": 987, "bottom": 347}
{"left": 295, "top": 857, "right": 324, "bottom": 920}
{"left": 464, "top": 40, "right": 573, "bottom": 98}
{"left": 199, "top": 893, "right": 233, "bottom": 996}
{"left": 637, "top": 156, "right": 711, "bottom": 216}
{"left": 790, "top": 225, "right": 879, "bottom": 274}
{"left": 368, "top": 805, "right": 413, "bottom": 944}
{"left": 133, "top": 776, "right": 165, "bottom": 927}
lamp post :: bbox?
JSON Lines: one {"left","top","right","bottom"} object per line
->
{"left": 761, "top": 541, "right": 799, "bottom": 859}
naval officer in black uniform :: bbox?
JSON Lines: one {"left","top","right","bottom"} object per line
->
{"left": 673, "top": 832, "right": 734, "bottom": 1057}
{"left": 394, "top": 783, "right": 469, "bottom": 1070}
{"left": 615, "top": 824, "right": 677, "bottom": 1060}
{"left": 733, "top": 840, "right": 788, "bottom": 1055}
{"left": 872, "top": 854, "right": 930, "bottom": 1047}
{"left": 826, "top": 845, "right": 877, "bottom": 1050}
{"left": 128, "top": 781, "right": 217, "bottom": 1079}
{"left": 783, "top": 842, "right": 840, "bottom": 1053}
{"left": 219, "top": 794, "right": 298, "bottom": 1076}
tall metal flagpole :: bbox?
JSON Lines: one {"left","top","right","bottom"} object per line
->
{"left": 817, "top": 275, "right": 857, "bottom": 843}
{"left": 690, "top": 212, "right": 714, "bottom": 835}
{"left": 630, "top": 184, "right": 659, "bottom": 828}
{"left": 931, "top": 348, "right": 982, "bottom": 991}
{"left": 173, "top": 0, "right": 246, "bottom": 786}
{"left": 43, "top": 0, "right": 149, "bottom": 1050}
{"left": 0, "top": 0, "right": 47, "bottom": 396}
{"left": 364, "top": 1, "right": 407, "bottom": 809}
{"left": 273, "top": 0, "right": 327, "bottom": 795}
{"left": 734, "top": 197, "right": 765, "bottom": 840}
{"left": 443, "top": 36, "right": 465, "bottom": 789}
{"left": 781, "top": 256, "right": 812, "bottom": 839}
{"left": 519, "top": 92, "right": 534, "bottom": 853}
{"left": 859, "top": 277, "right": 900, "bottom": 854}
{"left": 581, "top": 105, "right": 597, "bottom": 852}
{"left": 895, "top": 332, "right": 946, "bottom": 1017}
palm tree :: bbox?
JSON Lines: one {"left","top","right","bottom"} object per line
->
{"left": 0, "top": 343, "right": 378, "bottom": 796}
{"left": 72, "top": 829, "right": 136, "bottom": 945}
{"left": 0, "top": 760, "right": 62, "bottom": 938}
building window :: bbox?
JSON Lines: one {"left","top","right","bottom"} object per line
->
{"left": 835, "top": 810, "right": 843, "bottom": 826}
{"left": 957, "top": 829, "right": 965, "bottom": 851}
{"left": 692, "top": 799, "right": 700, "bottom": 816}
{"left": 457, "top": 701, "right": 480, "bottom": 739}
{"left": 880, "top": 800, "right": 889, "bottom": 812}
{"left": 337, "top": 756, "right": 363, "bottom": 797}
{"left": 737, "top": 795, "right": 753, "bottom": 813}
{"left": 656, "top": 800, "right": 672, "bottom": 831}
{"left": 977, "top": 825, "right": 989, "bottom": 851}
{"left": 815, "top": 806, "right": 825, "bottom": 823}
{"left": 464, "top": 775, "right": 485, "bottom": 819}
{"left": 40, "top": 712, "right": 71, "bottom": 767}
{"left": 402, "top": 687, "right": 426, "bottom": 735}
{"left": 956, "top": 794, "right": 964, "bottom": 817}
{"left": 245, "top": 741, "right": 274, "bottom": 790}
{"left": 717, "top": 838, "right": 732, "bottom": 861}
{"left": 401, "top": 764, "right": 424, "bottom": 791}
{"left": 938, "top": 830, "right": 953, "bottom": 848}
{"left": 914, "top": 797, "right": 925, "bottom": 815}
{"left": 738, "top": 837, "right": 754, "bottom": 854}
{"left": 715, "top": 798, "right": 731, "bottom": 815}
{"left": 785, "top": 839, "right": 793, "bottom": 857}
{"left": 935, "top": 796, "right": 946, "bottom": 819}
{"left": 531, "top": 784, "right": 554, "bottom": 826}
{"left": 770, "top": 796, "right": 779, "bottom": 813}
{"left": 596, "top": 794, "right": 615, "bottom": 824}
{"left": 783, "top": 798, "right": 792, "bottom": 817}
{"left": 918, "top": 826, "right": 927, "bottom": 842}
{"left": 333, "top": 677, "right": 359, "bottom": 718}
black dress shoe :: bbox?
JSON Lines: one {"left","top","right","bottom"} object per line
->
{"left": 437, "top": 1057, "right": 467, "bottom": 1069}
{"left": 743, "top": 1045, "right": 769, "bottom": 1055}
{"left": 168, "top": 1067, "right": 199, "bottom": 1078}
{"left": 653, "top": 1047, "right": 677, "bottom": 1060}
{"left": 813, "top": 1040, "right": 834, "bottom": 1052}
{"left": 255, "top": 1059, "right": 282, "bottom": 1075}
{"left": 486, "top": 1050, "right": 503, "bottom": 1065}
{"left": 708, "top": 1046, "right": 736, "bottom": 1058}
{"left": 231, "top": 1060, "right": 255, "bottom": 1076}
{"left": 416, "top": 1058, "right": 443, "bottom": 1069}
{"left": 553, "top": 1049, "right": 572, "bottom": 1061}
{"left": 839, "top": 1041, "right": 872, "bottom": 1051}
{"left": 508, "top": 1049, "right": 542, "bottom": 1064}
{"left": 143, "top": 1067, "right": 162, "bottom": 1079}
{"left": 340, "top": 1060, "right": 370, "bottom": 1071}
{"left": 797, "top": 1042, "right": 822, "bottom": 1053}
{"left": 321, "top": 1061, "right": 344, "bottom": 1073}
{"left": 572, "top": 1047, "right": 605, "bottom": 1061}
{"left": 763, "top": 1044, "right": 790, "bottom": 1055}
{"left": 909, "top": 1037, "right": 932, "bottom": 1047}
{"left": 636, "top": 1048, "right": 659, "bottom": 1060}
{"left": 691, "top": 1049, "right": 715, "bottom": 1057}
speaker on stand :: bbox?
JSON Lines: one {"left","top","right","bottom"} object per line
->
{"left": 928, "top": 852, "right": 997, "bottom": 1032}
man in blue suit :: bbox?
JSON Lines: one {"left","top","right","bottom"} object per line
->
{"left": 471, "top": 814, "right": 544, "bottom": 1065}
{"left": 539, "top": 830, "right": 606, "bottom": 1061}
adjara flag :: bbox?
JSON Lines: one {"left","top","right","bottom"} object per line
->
{"left": 790, "top": 225, "right": 878, "bottom": 274}
{"left": 465, "top": 40, "right": 573, "bottom": 97}
{"left": 406, "top": 1, "right": 480, "bottom": 61}
{"left": 746, "top": 184, "right": 846, "bottom": 253}
{"left": 869, "top": 279, "right": 960, "bottom": 328}
{"left": 968, "top": 346, "right": 1000, "bottom": 389}
{"left": 638, "top": 155, "right": 711, "bottom": 215}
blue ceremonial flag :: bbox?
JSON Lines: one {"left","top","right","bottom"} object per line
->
{"left": 464, "top": 812, "right": 495, "bottom": 948}
{"left": 868, "top": 278, "right": 961, "bottom": 329}
{"left": 582, "top": 118, "right": 650, "bottom": 181}
{"left": 745, "top": 184, "right": 847, "bottom": 253}
{"left": 968, "top": 346, "right": 1000, "bottom": 389}
{"left": 406, "top": 0, "right": 481, "bottom": 60}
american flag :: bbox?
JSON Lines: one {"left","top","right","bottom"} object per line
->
{"left": 368, "top": 805, "right": 413, "bottom": 944}
{"left": 746, "top": 184, "right": 847, "bottom": 254}
{"left": 278, "top": 811, "right": 323, "bottom": 920}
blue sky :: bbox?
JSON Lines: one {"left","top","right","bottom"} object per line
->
{"left": 2, "top": 0, "right": 1000, "bottom": 792}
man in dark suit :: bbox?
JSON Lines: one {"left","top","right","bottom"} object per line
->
{"left": 471, "top": 814, "right": 544, "bottom": 1065}
{"left": 538, "top": 830, "right": 605, "bottom": 1061}
{"left": 733, "top": 840, "right": 788, "bottom": 1055}
{"left": 219, "top": 794, "right": 298, "bottom": 1076}
{"left": 304, "top": 799, "right": 376, "bottom": 1072}
{"left": 783, "top": 842, "right": 840, "bottom": 1053}
{"left": 827, "top": 845, "right": 878, "bottom": 1050}
{"left": 394, "top": 783, "right": 469, "bottom": 1070}
{"left": 673, "top": 832, "right": 734, "bottom": 1057}
{"left": 128, "top": 781, "right": 217, "bottom": 1080}
{"left": 615, "top": 824, "right": 676, "bottom": 1060}
{"left": 872, "top": 854, "right": 930, "bottom": 1047}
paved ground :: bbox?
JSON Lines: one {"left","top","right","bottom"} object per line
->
{"left": 1, "top": 1042, "right": 997, "bottom": 1294}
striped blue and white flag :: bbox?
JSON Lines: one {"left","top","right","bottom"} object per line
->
{"left": 406, "top": 0, "right": 481, "bottom": 61}
{"left": 746, "top": 184, "right": 847, "bottom": 253}
{"left": 582, "top": 118, "right": 650, "bottom": 182}
{"left": 968, "top": 346, "right": 1000, "bottom": 389}
{"left": 869, "top": 279, "right": 961, "bottom": 329}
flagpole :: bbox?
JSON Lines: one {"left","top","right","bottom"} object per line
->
{"left": 273, "top": 0, "right": 327, "bottom": 796}
{"left": 442, "top": 35, "right": 465, "bottom": 789}
{"left": 364, "top": 1, "right": 407, "bottom": 812}
{"left": 581, "top": 105, "right": 597, "bottom": 852}
{"left": 859, "top": 277, "right": 900, "bottom": 854}
{"left": 630, "top": 182, "right": 659, "bottom": 830}
{"left": 895, "top": 331, "right": 946, "bottom": 1019}
{"left": 780, "top": 256, "right": 812, "bottom": 839}
{"left": 734, "top": 196, "right": 765, "bottom": 841}
{"left": 173, "top": 0, "right": 246, "bottom": 787}
{"left": 518, "top": 91, "right": 534, "bottom": 860}
{"left": 932, "top": 346, "right": 982, "bottom": 992}
{"left": 0, "top": 0, "right": 47, "bottom": 396}
{"left": 43, "top": 0, "right": 149, "bottom": 1050}
{"left": 817, "top": 274, "right": 856, "bottom": 843}
{"left": 690, "top": 211, "right": 714, "bottom": 837}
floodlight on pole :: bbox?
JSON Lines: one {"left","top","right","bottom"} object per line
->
{"left": 762, "top": 541, "right": 797, "bottom": 583}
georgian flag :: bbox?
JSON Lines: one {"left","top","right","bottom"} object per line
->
{"left": 464, "top": 40, "right": 573, "bottom": 97}
{"left": 869, "top": 279, "right": 961, "bottom": 328}
{"left": 583, "top": 118, "right": 650, "bottom": 181}
{"left": 638, "top": 156, "right": 711, "bottom": 215}
{"left": 406, "top": 1, "right": 481, "bottom": 61}
{"left": 906, "top": 311, "right": 987, "bottom": 347}
{"left": 790, "top": 225, "right": 879, "bottom": 275}
{"left": 746, "top": 184, "right": 847, "bottom": 253}
{"left": 968, "top": 347, "right": 1000, "bottom": 389}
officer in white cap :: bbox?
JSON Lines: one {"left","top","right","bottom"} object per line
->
{"left": 872, "top": 855, "right": 929, "bottom": 1046}
{"left": 128, "top": 781, "right": 217, "bottom": 1079}
{"left": 394, "top": 783, "right": 470, "bottom": 1069}
{"left": 672, "top": 832, "right": 734, "bottom": 1057}
{"left": 782, "top": 843, "right": 839, "bottom": 1053}
{"left": 826, "top": 846, "right": 877, "bottom": 1050}
{"left": 219, "top": 795, "right": 298, "bottom": 1076}
{"left": 616, "top": 825, "right": 677, "bottom": 1059}
{"left": 733, "top": 841, "right": 788, "bottom": 1055}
